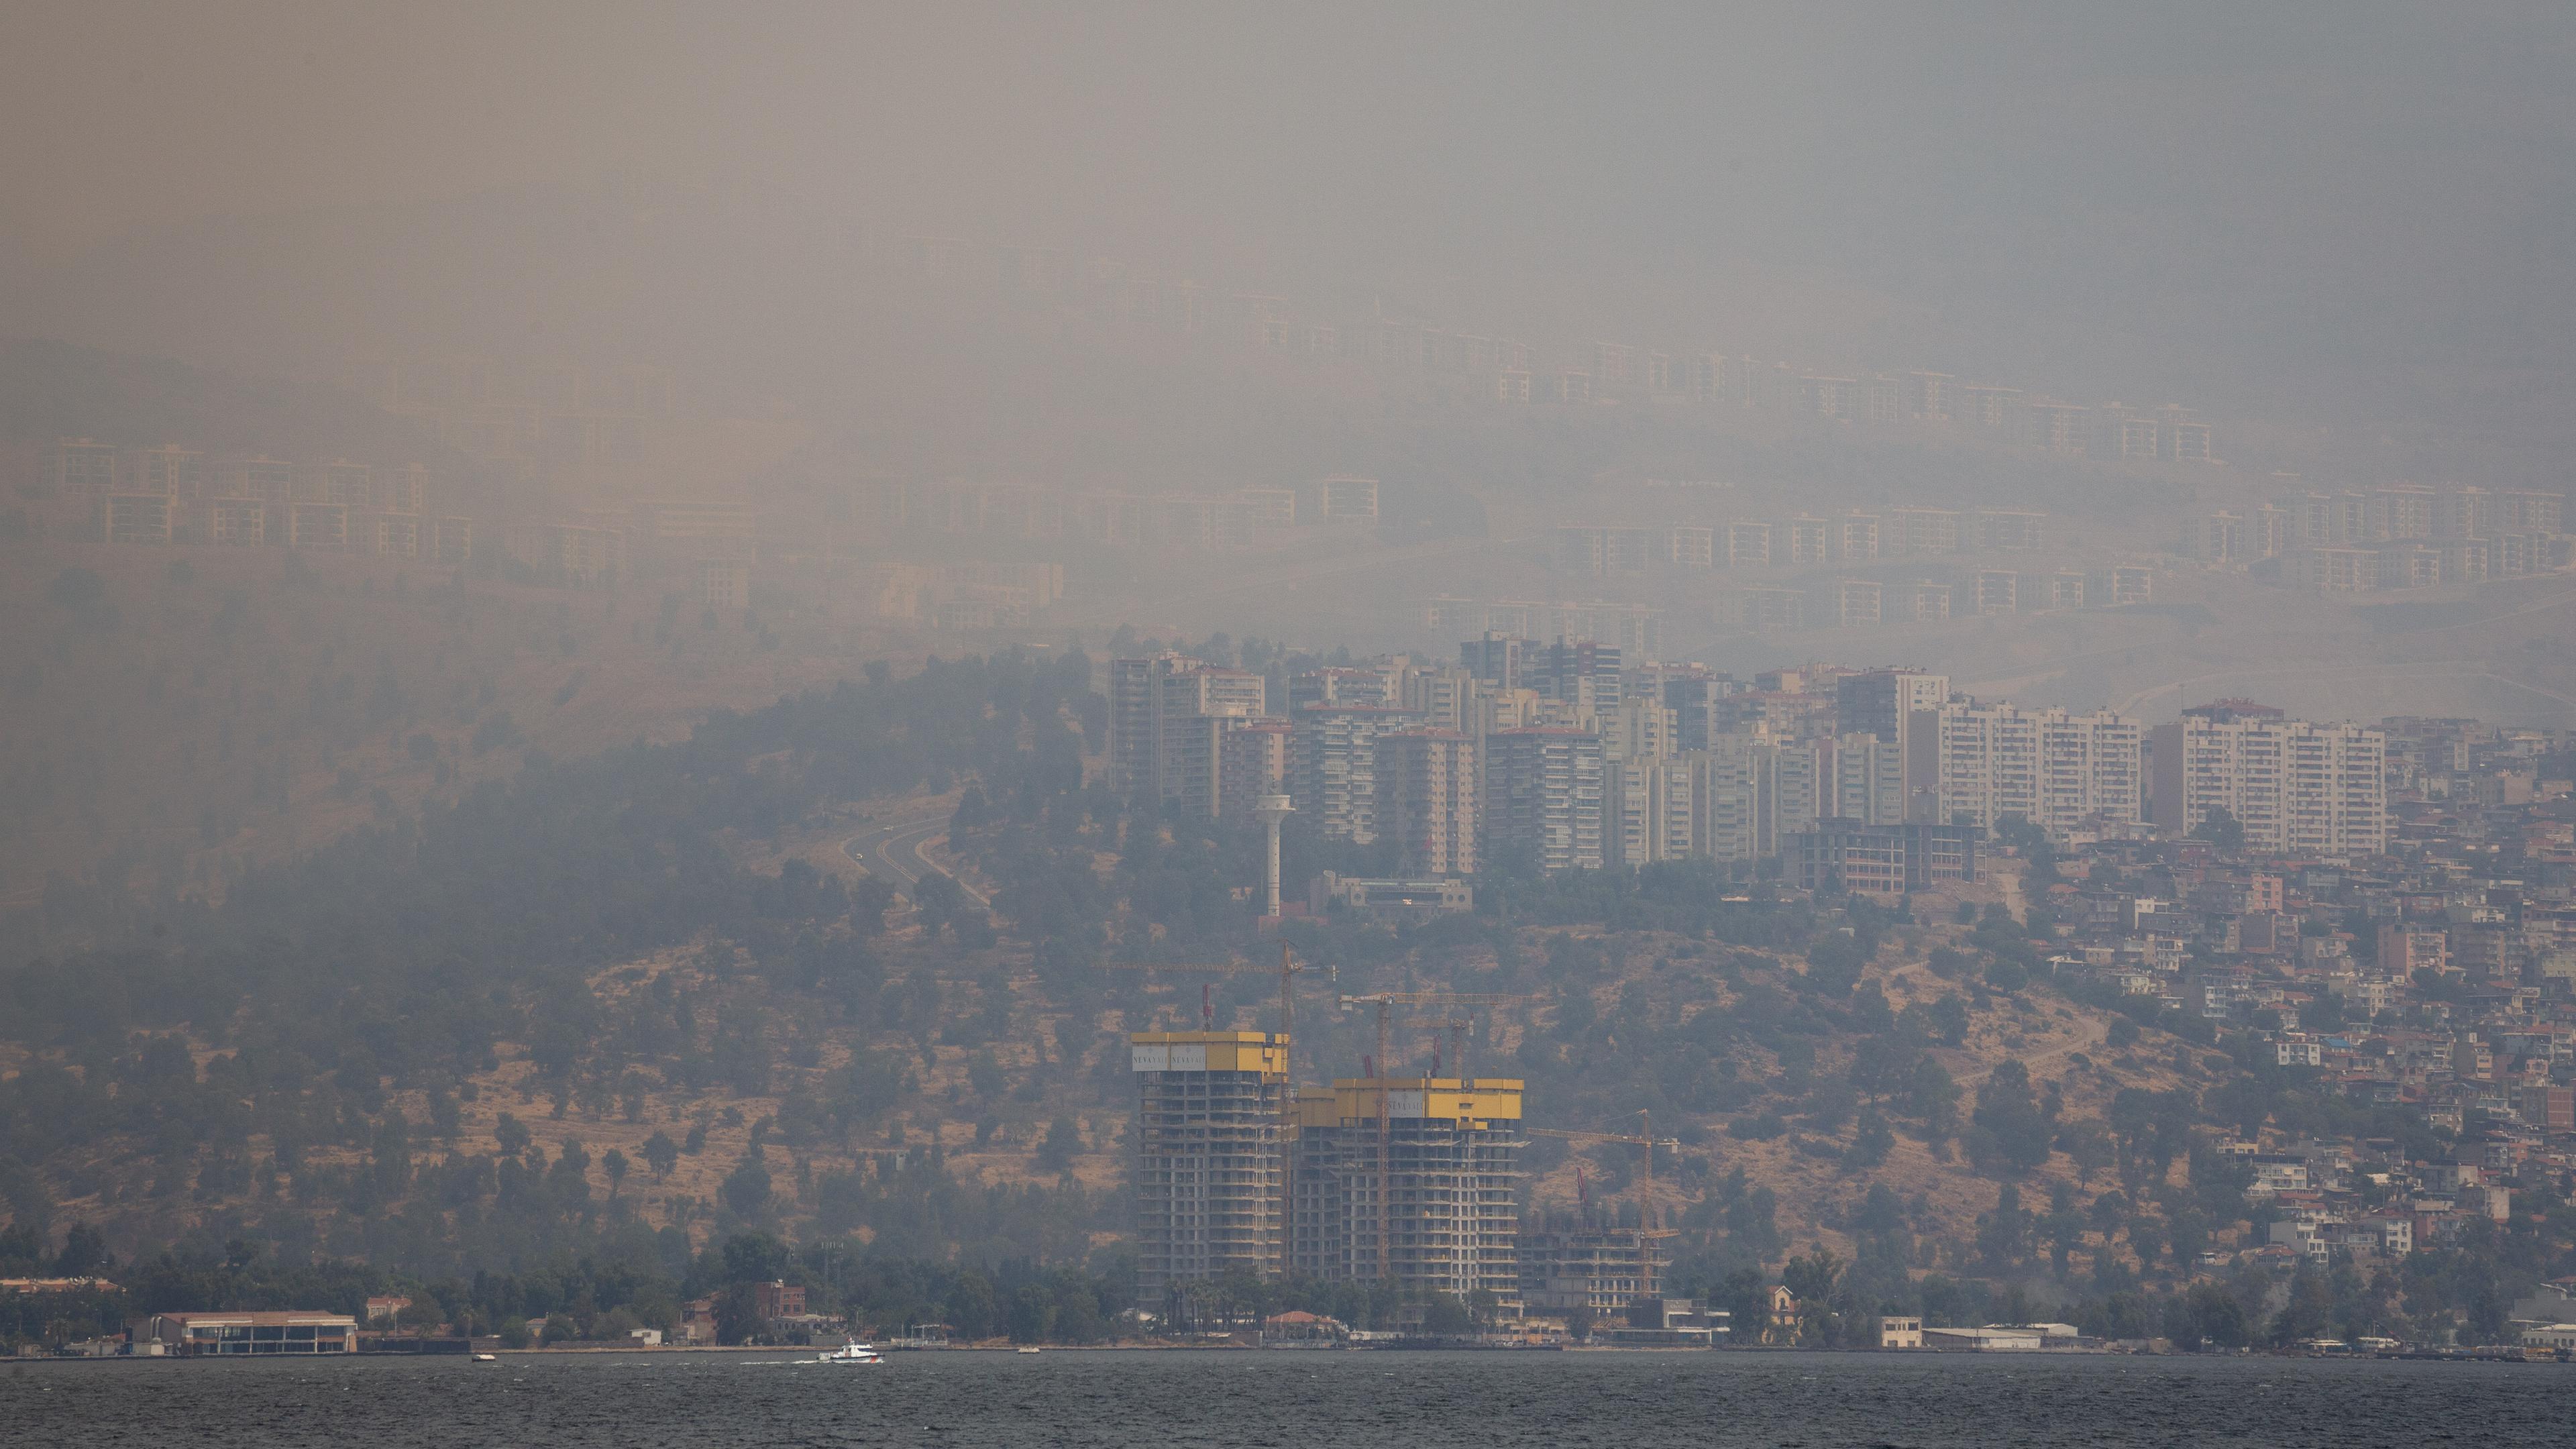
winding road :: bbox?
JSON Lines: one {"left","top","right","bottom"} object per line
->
{"left": 842, "top": 812, "right": 990, "bottom": 909}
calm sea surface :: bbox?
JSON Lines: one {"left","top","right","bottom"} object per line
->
{"left": 4, "top": 1349, "right": 2564, "bottom": 1448}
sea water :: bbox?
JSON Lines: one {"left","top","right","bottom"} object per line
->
{"left": 3, "top": 1348, "right": 2561, "bottom": 1448}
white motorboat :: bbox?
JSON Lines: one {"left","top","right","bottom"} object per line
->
{"left": 820, "top": 1341, "right": 884, "bottom": 1364}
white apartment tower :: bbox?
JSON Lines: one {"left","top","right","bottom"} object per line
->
{"left": 1907, "top": 703, "right": 2145, "bottom": 837}
{"left": 1290, "top": 704, "right": 1422, "bottom": 843}
{"left": 2149, "top": 712, "right": 2388, "bottom": 857}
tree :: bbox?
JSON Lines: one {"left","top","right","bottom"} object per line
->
{"left": 720, "top": 1157, "right": 773, "bottom": 1218}
{"left": 494, "top": 1113, "right": 532, "bottom": 1159}
{"left": 602, "top": 1149, "right": 630, "bottom": 1197}
{"left": 712, "top": 1283, "right": 761, "bottom": 1346}
{"left": 396, "top": 1297, "right": 445, "bottom": 1334}
{"left": 643, "top": 1131, "right": 679, "bottom": 1179}
{"left": 1037, "top": 1116, "right": 1081, "bottom": 1173}
{"left": 1782, "top": 1245, "right": 1842, "bottom": 1305}
{"left": 2192, "top": 806, "right": 2247, "bottom": 850}
{"left": 1421, "top": 1293, "right": 1474, "bottom": 1336}
{"left": 1717, "top": 1269, "right": 1770, "bottom": 1347}
{"left": 1008, "top": 1285, "right": 1059, "bottom": 1343}
{"left": 52, "top": 1224, "right": 111, "bottom": 1277}
{"left": 1970, "top": 1060, "right": 2053, "bottom": 1175}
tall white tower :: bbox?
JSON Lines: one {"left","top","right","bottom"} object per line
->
{"left": 1255, "top": 794, "right": 1294, "bottom": 918}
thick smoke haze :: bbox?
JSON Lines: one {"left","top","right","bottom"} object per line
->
{"left": 13, "top": 1, "right": 2576, "bottom": 1383}
{"left": 7, "top": 3, "right": 2574, "bottom": 447}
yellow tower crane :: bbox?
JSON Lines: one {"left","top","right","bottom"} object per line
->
{"left": 1338, "top": 990, "right": 1546, "bottom": 1279}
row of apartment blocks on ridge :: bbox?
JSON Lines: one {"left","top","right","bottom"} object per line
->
{"left": 1110, "top": 651, "right": 2393, "bottom": 892}
{"left": 2189, "top": 482, "right": 2575, "bottom": 593}
{"left": 1557, "top": 505, "right": 2049, "bottom": 575}
{"left": 885, "top": 235, "right": 2220, "bottom": 467}
{"left": 908, "top": 474, "right": 1380, "bottom": 549}
{"left": 53, "top": 439, "right": 474, "bottom": 560}
{"left": 1426, "top": 565, "right": 2154, "bottom": 657}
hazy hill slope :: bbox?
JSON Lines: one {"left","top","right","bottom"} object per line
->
{"left": 0, "top": 648, "right": 2299, "bottom": 1309}
{"left": 0, "top": 336, "right": 470, "bottom": 471}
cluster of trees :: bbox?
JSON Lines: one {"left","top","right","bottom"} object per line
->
{"left": 0, "top": 649, "right": 1106, "bottom": 1275}
{"left": 0, "top": 1220, "right": 1136, "bottom": 1352}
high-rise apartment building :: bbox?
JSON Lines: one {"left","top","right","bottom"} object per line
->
{"left": 2025, "top": 400, "right": 2090, "bottom": 454}
{"left": 129, "top": 445, "right": 206, "bottom": 498}
{"left": 1779, "top": 515, "right": 1831, "bottom": 566}
{"left": 1886, "top": 507, "right": 1961, "bottom": 556}
{"left": 55, "top": 438, "right": 117, "bottom": 492}
{"left": 1972, "top": 508, "right": 2047, "bottom": 553}
{"left": 1289, "top": 1077, "right": 1523, "bottom": 1315}
{"left": 1836, "top": 511, "right": 1881, "bottom": 561}
{"left": 1108, "top": 655, "right": 1267, "bottom": 805}
{"left": 1460, "top": 633, "right": 1529, "bottom": 690}
{"left": 1823, "top": 578, "right": 1881, "bottom": 627}
{"left": 1291, "top": 704, "right": 1422, "bottom": 843}
{"left": 2149, "top": 710, "right": 2388, "bottom": 857}
{"left": 1836, "top": 669, "right": 1950, "bottom": 744}
{"left": 1314, "top": 475, "right": 1379, "bottom": 523}
{"left": 1661, "top": 672, "right": 1741, "bottom": 753}
{"left": 1682, "top": 733, "right": 1827, "bottom": 863}
{"left": 1722, "top": 519, "right": 1773, "bottom": 567}
{"left": 1400, "top": 664, "right": 1479, "bottom": 733}
{"left": 1825, "top": 732, "right": 1909, "bottom": 826}
{"left": 1668, "top": 525, "right": 1716, "bottom": 569}
{"left": 1375, "top": 729, "right": 1477, "bottom": 877}
{"left": 1216, "top": 720, "right": 1293, "bottom": 819}
{"left": 1906, "top": 703, "right": 2144, "bottom": 836}
{"left": 1954, "top": 384, "right": 2023, "bottom": 429}
{"left": 1130, "top": 1031, "right": 1289, "bottom": 1309}
{"left": 1605, "top": 757, "right": 1696, "bottom": 866}
{"left": 1483, "top": 728, "right": 1605, "bottom": 871}
{"left": 1601, "top": 696, "right": 1678, "bottom": 763}
{"left": 1532, "top": 638, "right": 1623, "bottom": 712}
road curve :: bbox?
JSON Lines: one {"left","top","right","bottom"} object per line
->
{"left": 842, "top": 812, "right": 990, "bottom": 908}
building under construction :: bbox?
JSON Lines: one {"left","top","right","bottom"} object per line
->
{"left": 1517, "top": 1219, "right": 1672, "bottom": 1319}
{"left": 1289, "top": 1077, "right": 1524, "bottom": 1316}
{"left": 1129, "top": 1030, "right": 1289, "bottom": 1309}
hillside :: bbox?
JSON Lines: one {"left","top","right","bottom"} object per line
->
{"left": 2, "top": 647, "right": 2305, "bottom": 1336}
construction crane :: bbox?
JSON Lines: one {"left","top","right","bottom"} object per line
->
{"left": 1338, "top": 989, "right": 1546, "bottom": 1279}
{"left": 1401, "top": 1016, "right": 1472, "bottom": 1079}
{"left": 1525, "top": 1109, "right": 1682, "bottom": 1228}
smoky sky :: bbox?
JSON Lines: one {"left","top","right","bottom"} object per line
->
{"left": 5, "top": 2, "right": 2572, "bottom": 439}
